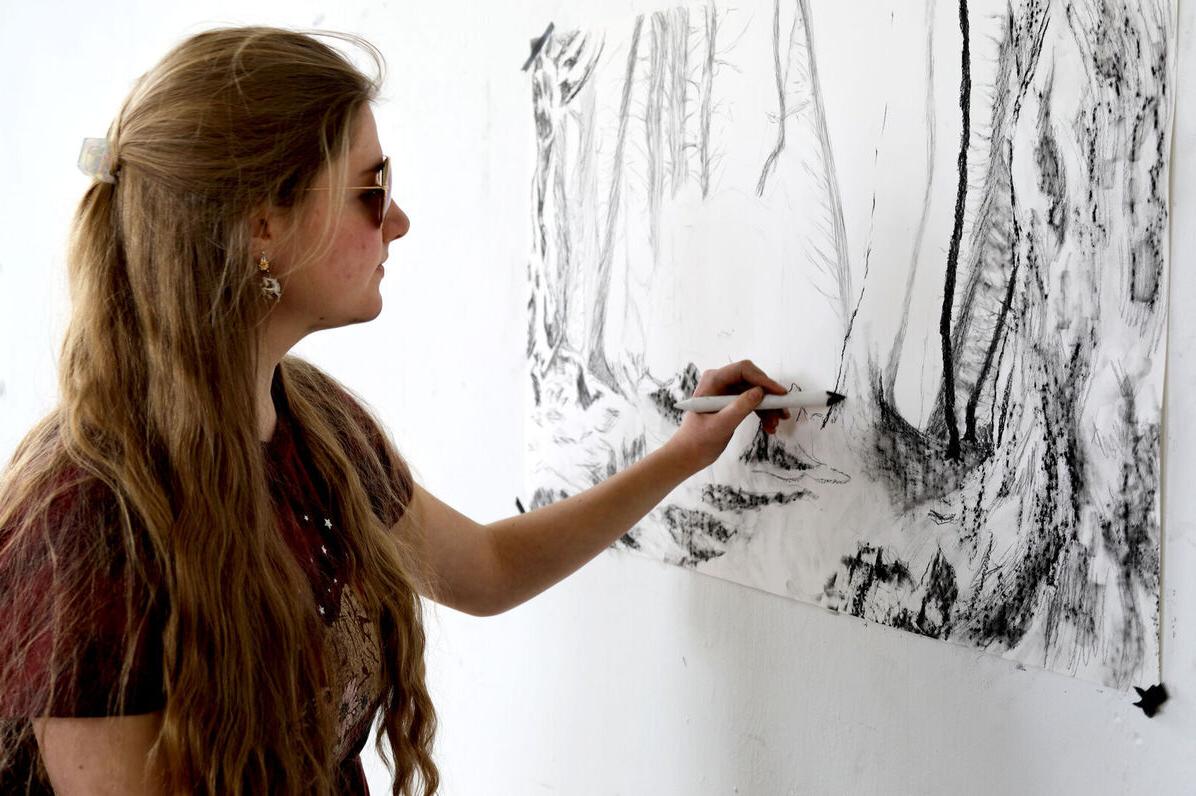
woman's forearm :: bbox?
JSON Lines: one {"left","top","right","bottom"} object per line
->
{"left": 484, "top": 441, "right": 698, "bottom": 614}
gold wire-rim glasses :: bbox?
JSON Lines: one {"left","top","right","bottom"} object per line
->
{"left": 303, "top": 156, "right": 391, "bottom": 227}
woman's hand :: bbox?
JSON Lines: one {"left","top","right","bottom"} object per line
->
{"left": 666, "top": 359, "right": 792, "bottom": 472}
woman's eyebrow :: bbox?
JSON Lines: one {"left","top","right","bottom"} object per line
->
{"left": 358, "top": 158, "right": 385, "bottom": 179}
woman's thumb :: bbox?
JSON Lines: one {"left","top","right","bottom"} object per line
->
{"left": 726, "top": 386, "right": 764, "bottom": 420}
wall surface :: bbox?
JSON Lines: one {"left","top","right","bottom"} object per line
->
{"left": 1, "top": 1, "right": 1194, "bottom": 794}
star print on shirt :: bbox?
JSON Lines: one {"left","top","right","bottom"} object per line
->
{"left": 324, "top": 518, "right": 333, "bottom": 529}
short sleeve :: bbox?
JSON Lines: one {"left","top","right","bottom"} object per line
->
{"left": 0, "top": 470, "right": 165, "bottom": 718}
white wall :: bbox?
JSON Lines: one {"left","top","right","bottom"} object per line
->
{"left": 2, "top": 1, "right": 1194, "bottom": 794}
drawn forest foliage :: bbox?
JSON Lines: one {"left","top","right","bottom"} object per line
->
{"left": 524, "top": 0, "right": 1173, "bottom": 688}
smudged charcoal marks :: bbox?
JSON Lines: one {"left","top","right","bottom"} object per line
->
{"left": 914, "top": 548, "right": 959, "bottom": 638}
{"left": 1102, "top": 375, "right": 1160, "bottom": 587}
{"left": 1035, "top": 75, "right": 1068, "bottom": 242}
{"left": 530, "top": 371, "right": 541, "bottom": 407}
{"left": 739, "top": 426, "right": 817, "bottom": 471}
{"left": 840, "top": 544, "right": 914, "bottom": 617}
{"left": 1129, "top": 84, "right": 1168, "bottom": 307}
{"left": 1040, "top": 537, "right": 1099, "bottom": 666}
{"left": 1096, "top": 373, "right": 1160, "bottom": 676}
{"left": 663, "top": 505, "right": 738, "bottom": 566}
{"left": 649, "top": 362, "right": 702, "bottom": 425}
{"left": 678, "top": 362, "right": 700, "bottom": 396}
{"left": 971, "top": 336, "right": 1090, "bottom": 650}
{"left": 665, "top": 505, "right": 737, "bottom": 543}
{"left": 701, "top": 484, "right": 813, "bottom": 512}
{"left": 649, "top": 384, "right": 684, "bottom": 424}
{"left": 529, "top": 487, "right": 569, "bottom": 510}
{"left": 868, "top": 368, "right": 988, "bottom": 511}
{"left": 576, "top": 364, "right": 601, "bottom": 410}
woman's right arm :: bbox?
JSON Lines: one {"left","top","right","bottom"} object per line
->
{"left": 31, "top": 712, "right": 166, "bottom": 795}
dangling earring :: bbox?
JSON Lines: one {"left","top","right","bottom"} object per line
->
{"left": 258, "top": 251, "right": 281, "bottom": 301}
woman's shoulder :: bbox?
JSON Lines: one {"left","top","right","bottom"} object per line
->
{"left": 0, "top": 446, "right": 165, "bottom": 718}
{"left": 2, "top": 446, "right": 125, "bottom": 553}
{"left": 277, "top": 357, "right": 412, "bottom": 525}
{"left": 277, "top": 356, "right": 393, "bottom": 453}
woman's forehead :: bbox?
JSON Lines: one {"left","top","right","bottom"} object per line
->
{"left": 354, "top": 157, "right": 385, "bottom": 179}
{"left": 350, "top": 105, "right": 383, "bottom": 170}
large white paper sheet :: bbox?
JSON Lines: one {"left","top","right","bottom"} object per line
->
{"left": 523, "top": 0, "right": 1174, "bottom": 689}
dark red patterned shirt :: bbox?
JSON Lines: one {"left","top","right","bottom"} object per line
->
{"left": 0, "top": 374, "right": 400, "bottom": 793}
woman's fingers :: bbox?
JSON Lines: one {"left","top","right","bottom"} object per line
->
{"left": 689, "top": 360, "right": 798, "bottom": 434}
{"left": 696, "top": 359, "right": 789, "bottom": 396}
{"left": 740, "top": 360, "right": 789, "bottom": 395}
{"left": 717, "top": 386, "right": 766, "bottom": 430}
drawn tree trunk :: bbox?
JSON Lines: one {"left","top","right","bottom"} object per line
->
{"left": 884, "top": 0, "right": 938, "bottom": 397}
{"left": 527, "top": 29, "right": 604, "bottom": 398}
{"left": 757, "top": 0, "right": 853, "bottom": 330}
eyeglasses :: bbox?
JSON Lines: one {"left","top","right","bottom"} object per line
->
{"left": 304, "top": 156, "right": 392, "bottom": 227}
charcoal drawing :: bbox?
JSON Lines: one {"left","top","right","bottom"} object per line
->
{"left": 524, "top": 0, "right": 1174, "bottom": 688}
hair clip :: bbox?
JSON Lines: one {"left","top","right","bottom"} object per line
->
{"left": 78, "top": 137, "right": 118, "bottom": 184}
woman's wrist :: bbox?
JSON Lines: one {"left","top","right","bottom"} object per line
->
{"left": 657, "top": 434, "right": 714, "bottom": 482}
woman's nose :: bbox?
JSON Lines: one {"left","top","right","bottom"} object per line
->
{"left": 385, "top": 202, "right": 410, "bottom": 240}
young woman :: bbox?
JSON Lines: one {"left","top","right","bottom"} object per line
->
{"left": 0, "top": 26, "right": 790, "bottom": 795}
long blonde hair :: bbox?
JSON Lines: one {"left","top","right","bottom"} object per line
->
{"left": 0, "top": 26, "right": 438, "bottom": 794}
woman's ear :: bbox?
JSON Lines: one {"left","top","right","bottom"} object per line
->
{"left": 248, "top": 207, "right": 285, "bottom": 255}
